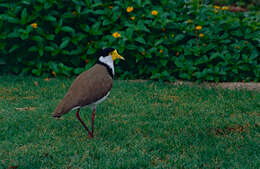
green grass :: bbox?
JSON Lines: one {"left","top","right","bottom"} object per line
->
{"left": 0, "top": 75, "right": 259, "bottom": 169}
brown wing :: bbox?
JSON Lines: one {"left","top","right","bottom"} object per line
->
{"left": 52, "top": 64, "right": 113, "bottom": 117}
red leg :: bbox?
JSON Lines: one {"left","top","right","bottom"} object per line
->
{"left": 91, "top": 107, "right": 96, "bottom": 137}
{"left": 75, "top": 109, "right": 93, "bottom": 138}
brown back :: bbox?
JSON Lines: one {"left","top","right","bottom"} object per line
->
{"left": 52, "top": 64, "right": 113, "bottom": 117}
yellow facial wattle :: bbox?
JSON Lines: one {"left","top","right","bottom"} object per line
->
{"left": 111, "top": 50, "right": 125, "bottom": 61}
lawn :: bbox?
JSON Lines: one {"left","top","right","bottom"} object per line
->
{"left": 0, "top": 75, "right": 259, "bottom": 169}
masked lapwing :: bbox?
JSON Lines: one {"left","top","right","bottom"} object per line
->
{"left": 52, "top": 48, "right": 124, "bottom": 138}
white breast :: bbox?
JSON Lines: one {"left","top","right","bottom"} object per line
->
{"left": 93, "top": 91, "right": 110, "bottom": 105}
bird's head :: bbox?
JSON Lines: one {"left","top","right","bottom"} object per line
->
{"left": 100, "top": 48, "right": 125, "bottom": 61}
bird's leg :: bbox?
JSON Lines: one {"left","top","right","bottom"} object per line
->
{"left": 91, "top": 107, "right": 96, "bottom": 137}
{"left": 75, "top": 108, "right": 93, "bottom": 138}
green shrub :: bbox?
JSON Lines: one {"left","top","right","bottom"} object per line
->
{"left": 0, "top": 0, "right": 259, "bottom": 82}
{"left": 214, "top": 0, "right": 260, "bottom": 6}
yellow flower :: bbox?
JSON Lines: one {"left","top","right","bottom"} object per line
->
{"left": 187, "top": 19, "right": 193, "bottom": 23}
{"left": 52, "top": 71, "right": 56, "bottom": 77}
{"left": 195, "top": 25, "right": 202, "bottom": 31}
{"left": 130, "top": 16, "right": 135, "bottom": 20}
{"left": 214, "top": 5, "right": 220, "bottom": 9}
{"left": 34, "top": 81, "right": 38, "bottom": 86}
{"left": 44, "top": 78, "right": 50, "bottom": 81}
{"left": 126, "top": 6, "right": 134, "bottom": 13}
{"left": 30, "top": 23, "right": 37, "bottom": 29}
{"left": 112, "top": 32, "right": 121, "bottom": 38}
{"left": 151, "top": 10, "right": 158, "bottom": 16}
{"left": 171, "top": 34, "right": 175, "bottom": 38}
{"left": 199, "top": 33, "right": 204, "bottom": 37}
{"left": 159, "top": 49, "right": 163, "bottom": 53}
{"left": 222, "top": 6, "right": 229, "bottom": 10}
{"left": 72, "top": 11, "right": 77, "bottom": 16}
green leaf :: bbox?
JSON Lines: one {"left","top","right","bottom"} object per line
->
{"left": 81, "top": 24, "right": 90, "bottom": 32}
{"left": 51, "top": 48, "right": 60, "bottom": 56}
{"left": 155, "top": 39, "right": 164, "bottom": 46}
{"left": 75, "top": 5, "right": 82, "bottom": 13}
{"left": 60, "top": 38, "right": 70, "bottom": 49}
{"left": 44, "top": 15, "right": 56, "bottom": 22}
{"left": 136, "top": 20, "right": 150, "bottom": 32}
{"left": 32, "top": 69, "right": 41, "bottom": 76}
{"left": 21, "top": 0, "right": 31, "bottom": 5}
{"left": 69, "top": 48, "right": 82, "bottom": 55}
{"left": 48, "top": 62, "right": 58, "bottom": 72}
{"left": 87, "top": 48, "right": 96, "bottom": 55}
{"left": 85, "top": 60, "right": 96, "bottom": 70}
{"left": 174, "top": 34, "right": 184, "bottom": 42}
{"left": 8, "top": 44, "right": 19, "bottom": 53}
{"left": 127, "top": 44, "right": 137, "bottom": 50}
{"left": 58, "top": 19, "right": 63, "bottom": 27}
{"left": 161, "top": 70, "right": 170, "bottom": 77}
{"left": 160, "top": 59, "right": 168, "bottom": 66}
{"left": 103, "top": 19, "right": 111, "bottom": 26}
{"left": 61, "top": 26, "right": 75, "bottom": 34}
{"left": 145, "top": 53, "right": 152, "bottom": 58}
{"left": 90, "top": 23, "right": 101, "bottom": 35}
{"left": 137, "top": 47, "right": 145, "bottom": 53}
{"left": 150, "top": 73, "right": 161, "bottom": 80}
{"left": 31, "top": 36, "right": 44, "bottom": 42}
{"left": 21, "top": 8, "right": 27, "bottom": 24}
{"left": 72, "top": 0, "right": 85, "bottom": 6}
{"left": 93, "top": 10, "right": 106, "bottom": 15}
{"left": 0, "top": 42, "right": 6, "bottom": 50}
{"left": 135, "top": 37, "right": 146, "bottom": 44}
{"left": 0, "top": 58, "right": 6, "bottom": 65}
{"left": 0, "top": 14, "right": 19, "bottom": 23}
{"left": 39, "top": 48, "right": 44, "bottom": 56}
{"left": 28, "top": 46, "right": 38, "bottom": 52}
{"left": 7, "top": 31, "right": 20, "bottom": 38}
{"left": 55, "top": 27, "right": 60, "bottom": 34}
{"left": 74, "top": 68, "right": 84, "bottom": 74}
{"left": 81, "top": 8, "right": 92, "bottom": 15}
{"left": 126, "top": 28, "right": 133, "bottom": 39}
{"left": 45, "top": 34, "right": 55, "bottom": 40}
{"left": 20, "top": 33, "right": 29, "bottom": 40}
{"left": 136, "top": 54, "right": 143, "bottom": 63}
{"left": 179, "top": 73, "right": 190, "bottom": 80}
{"left": 44, "top": 2, "right": 52, "bottom": 9}
{"left": 12, "top": 67, "right": 20, "bottom": 74}
{"left": 45, "top": 46, "right": 55, "bottom": 52}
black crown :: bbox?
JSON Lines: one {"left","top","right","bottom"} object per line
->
{"left": 100, "top": 48, "right": 115, "bottom": 57}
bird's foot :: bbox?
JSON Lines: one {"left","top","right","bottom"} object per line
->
{"left": 88, "top": 133, "right": 94, "bottom": 139}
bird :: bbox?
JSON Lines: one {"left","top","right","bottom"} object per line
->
{"left": 52, "top": 48, "right": 125, "bottom": 138}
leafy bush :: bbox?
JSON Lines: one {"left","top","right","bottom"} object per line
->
{"left": 0, "top": 0, "right": 259, "bottom": 82}
{"left": 214, "top": 0, "right": 260, "bottom": 6}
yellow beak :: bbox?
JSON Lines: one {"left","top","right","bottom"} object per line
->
{"left": 111, "top": 50, "right": 125, "bottom": 61}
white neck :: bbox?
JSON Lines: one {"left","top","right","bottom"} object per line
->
{"left": 99, "top": 55, "right": 114, "bottom": 75}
